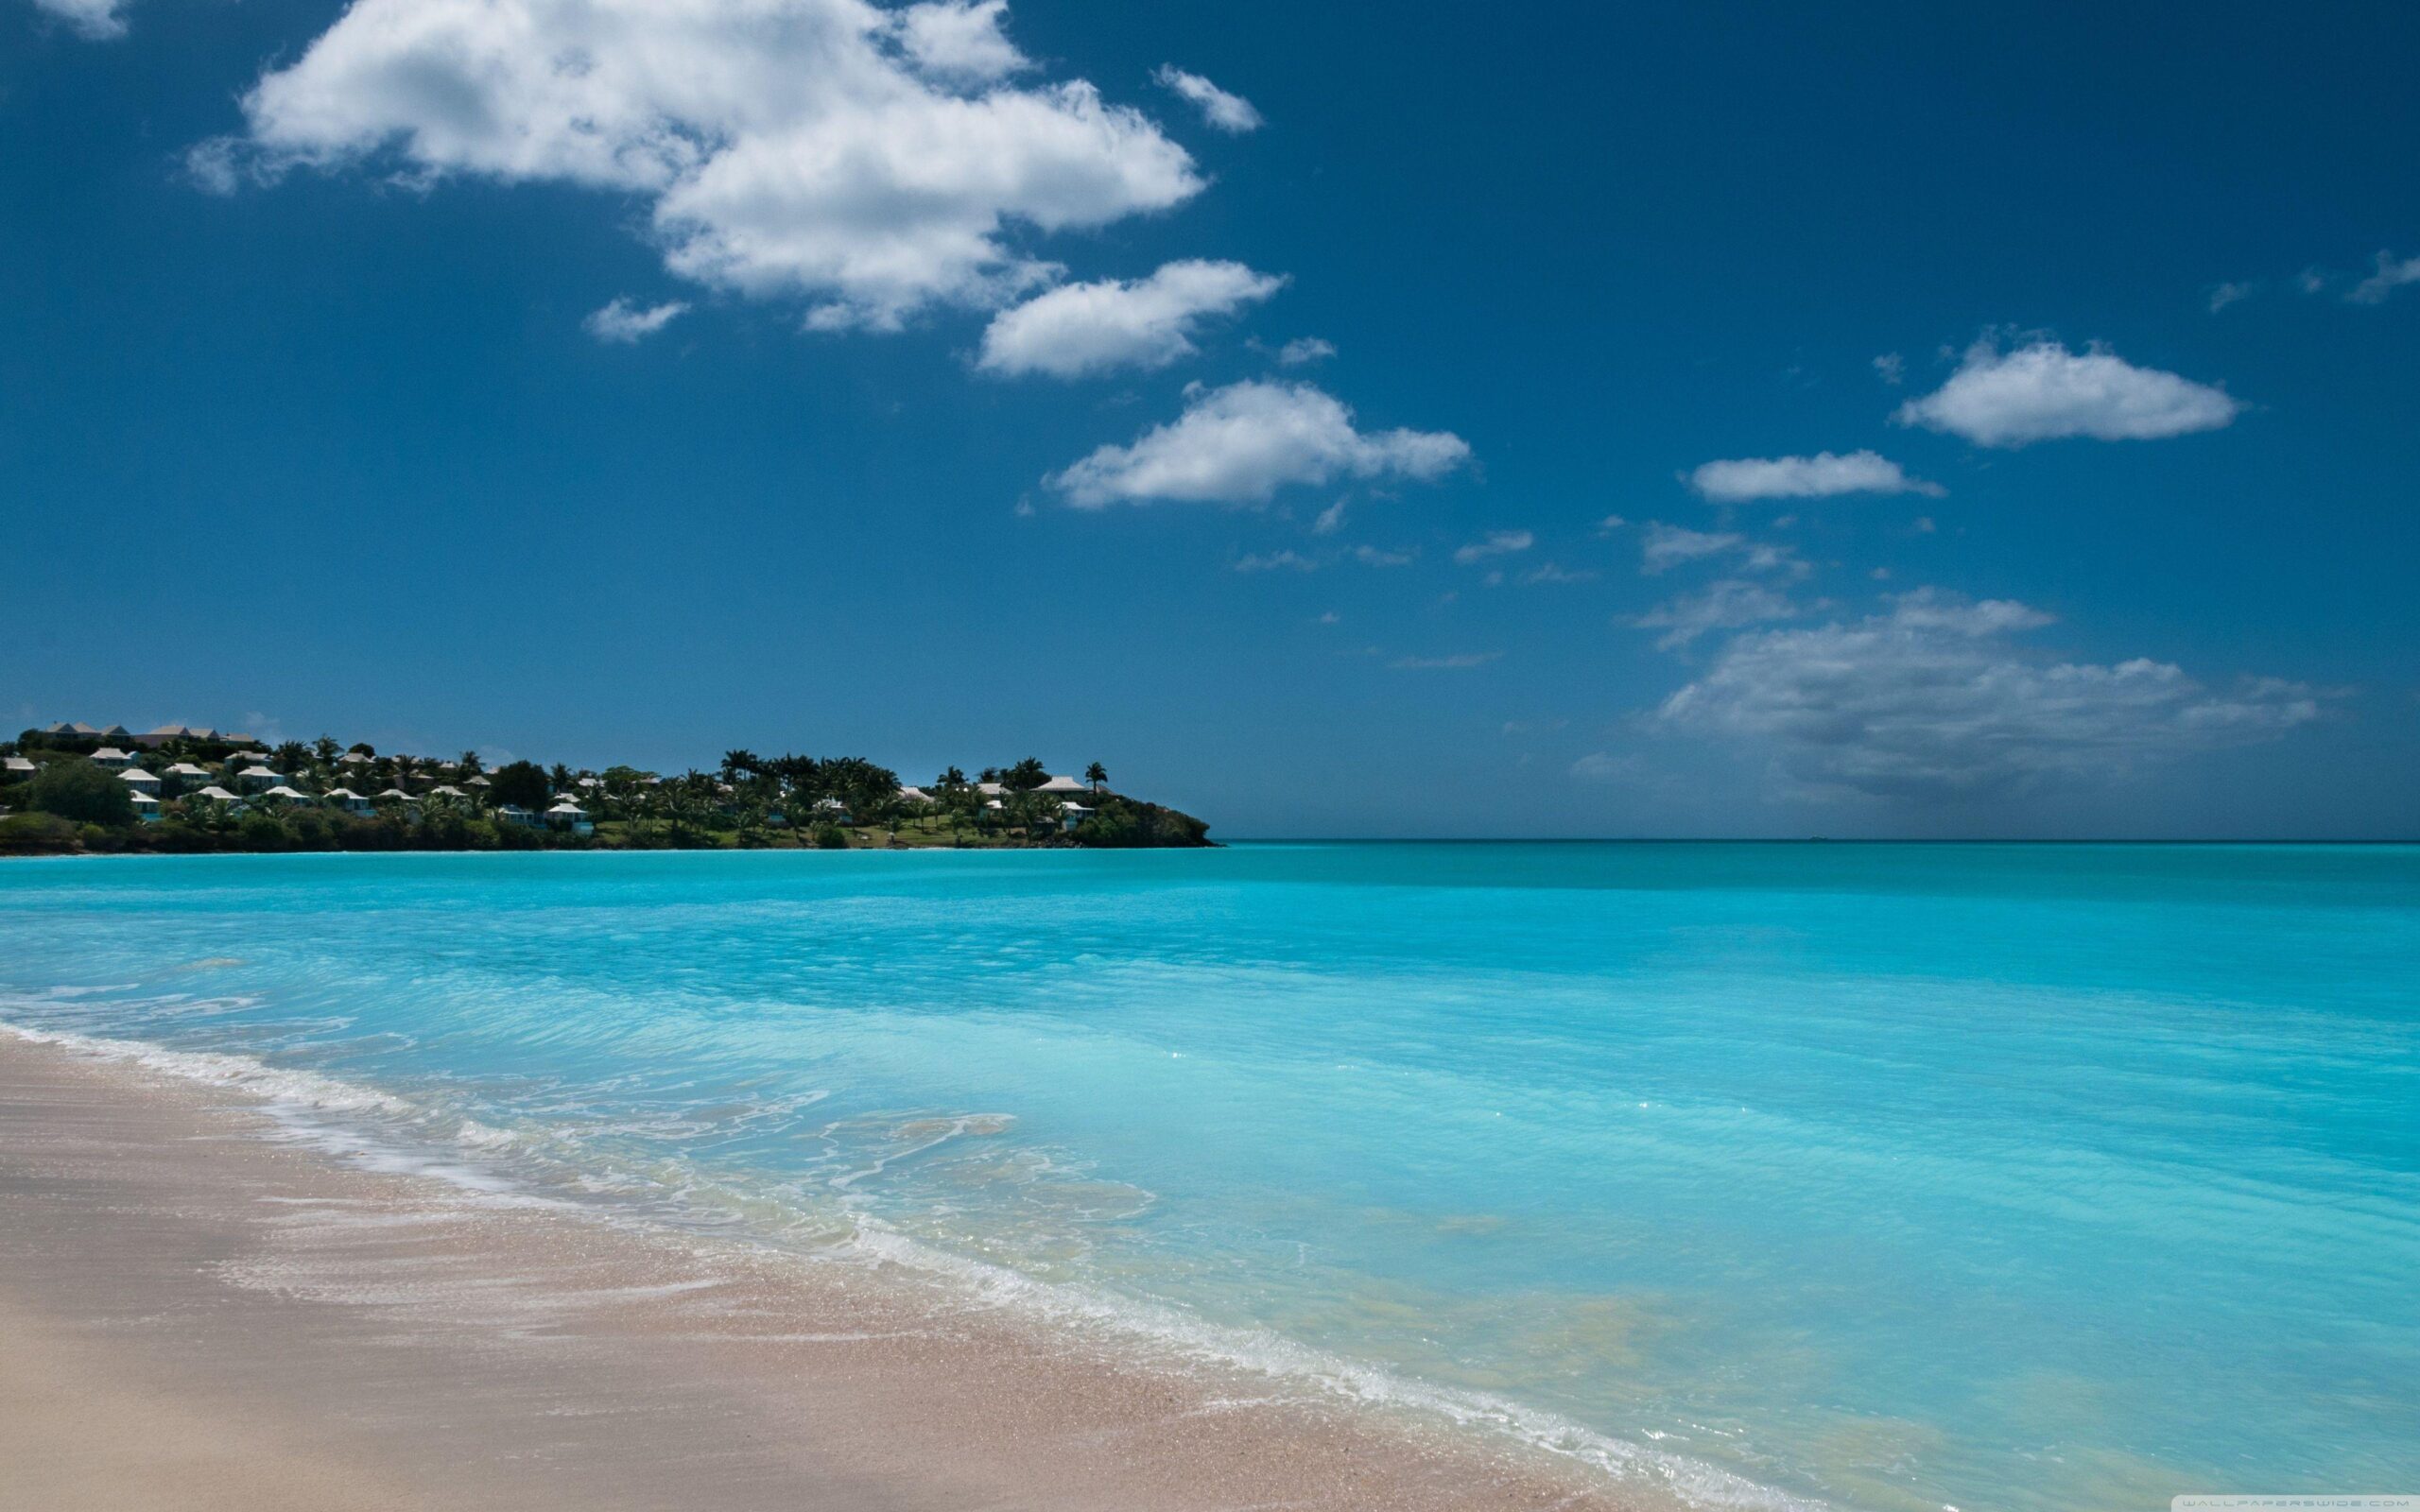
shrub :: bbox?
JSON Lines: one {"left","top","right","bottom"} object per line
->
{"left": 26, "top": 760, "right": 135, "bottom": 825}
{"left": 810, "top": 823, "right": 851, "bottom": 850}
{"left": 0, "top": 813, "right": 78, "bottom": 852}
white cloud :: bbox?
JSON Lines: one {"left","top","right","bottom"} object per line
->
{"left": 1570, "top": 751, "right": 1646, "bottom": 783}
{"left": 1453, "top": 529, "right": 1532, "bottom": 565}
{"left": 195, "top": 0, "right": 1203, "bottom": 333}
{"left": 1048, "top": 380, "right": 1468, "bottom": 507}
{"left": 977, "top": 259, "right": 1285, "bottom": 378}
{"left": 1893, "top": 337, "right": 2242, "bottom": 447}
{"left": 1597, "top": 514, "right": 1627, "bottom": 534}
{"left": 1687, "top": 449, "right": 1941, "bottom": 504}
{"left": 1640, "top": 522, "right": 1738, "bottom": 574}
{"left": 2207, "top": 281, "right": 2255, "bottom": 314}
{"left": 1523, "top": 562, "right": 1598, "bottom": 584}
{"left": 1310, "top": 499, "right": 1347, "bottom": 535}
{"left": 29, "top": 0, "right": 126, "bottom": 38}
{"left": 1872, "top": 352, "right": 1905, "bottom": 386}
{"left": 1154, "top": 64, "right": 1262, "bottom": 133}
{"left": 1655, "top": 589, "right": 2323, "bottom": 800}
{"left": 1630, "top": 578, "right": 1799, "bottom": 649}
{"left": 1234, "top": 549, "right": 1316, "bottom": 573}
{"left": 584, "top": 297, "right": 691, "bottom": 343}
{"left": 2348, "top": 250, "right": 2420, "bottom": 305}
{"left": 892, "top": 0, "right": 1028, "bottom": 82}
{"left": 1354, "top": 544, "right": 1415, "bottom": 567}
{"left": 1276, "top": 336, "right": 1335, "bottom": 366}
{"left": 1390, "top": 652, "right": 1500, "bottom": 670}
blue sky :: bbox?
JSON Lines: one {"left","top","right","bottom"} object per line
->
{"left": 4, "top": 0, "right": 2414, "bottom": 838}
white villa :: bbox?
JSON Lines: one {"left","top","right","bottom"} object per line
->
{"left": 129, "top": 792, "right": 162, "bottom": 821}
{"left": 190, "top": 785, "right": 241, "bottom": 803}
{"left": 235, "top": 766, "right": 285, "bottom": 793}
{"left": 545, "top": 799, "right": 593, "bottom": 835}
{"left": 90, "top": 747, "right": 131, "bottom": 768}
{"left": 1037, "top": 775, "right": 1089, "bottom": 795}
{"left": 261, "top": 785, "right": 316, "bottom": 806}
{"left": 165, "top": 762, "right": 211, "bottom": 781}
{"left": 4, "top": 756, "right": 33, "bottom": 778}
{"left": 119, "top": 767, "right": 162, "bottom": 797}
{"left": 323, "top": 788, "right": 374, "bottom": 816}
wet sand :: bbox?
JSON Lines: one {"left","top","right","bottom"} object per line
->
{"left": 0, "top": 1033, "right": 1653, "bottom": 1512}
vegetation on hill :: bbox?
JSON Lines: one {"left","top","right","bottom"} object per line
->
{"left": 0, "top": 728, "right": 1212, "bottom": 856}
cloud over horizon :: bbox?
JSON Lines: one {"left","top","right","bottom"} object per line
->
{"left": 1048, "top": 381, "right": 1469, "bottom": 507}
{"left": 1655, "top": 590, "right": 2322, "bottom": 800}
{"left": 28, "top": 0, "right": 126, "bottom": 39}
{"left": 1893, "top": 338, "right": 2242, "bottom": 447}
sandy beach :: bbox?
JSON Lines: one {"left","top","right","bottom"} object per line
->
{"left": 0, "top": 1032, "right": 1647, "bottom": 1512}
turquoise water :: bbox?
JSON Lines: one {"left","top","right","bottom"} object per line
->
{"left": 3, "top": 844, "right": 2415, "bottom": 1510}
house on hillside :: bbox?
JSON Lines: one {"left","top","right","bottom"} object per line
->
{"left": 4, "top": 756, "right": 34, "bottom": 779}
{"left": 1058, "top": 801, "right": 1094, "bottom": 832}
{"left": 1037, "top": 774, "right": 1089, "bottom": 796}
{"left": 261, "top": 785, "right": 316, "bottom": 807}
{"left": 164, "top": 763, "right": 212, "bottom": 782}
{"left": 189, "top": 785, "right": 243, "bottom": 805}
{"left": 493, "top": 803, "right": 538, "bottom": 827}
{"left": 90, "top": 747, "right": 131, "bottom": 768}
{"left": 545, "top": 799, "right": 592, "bottom": 835}
{"left": 129, "top": 792, "right": 162, "bottom": 822}
{"left": 119, "top": 767, "right": 163, "bottom": 797}
{"left": 323, "top": 788, "right": 374, "bottom": 816}
{"left": 235, "top": 766, "right": 284, "bottom": 793}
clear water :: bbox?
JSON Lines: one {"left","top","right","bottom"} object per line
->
{"left": 2, "top": 844, "right": 2414, "bottom": 1511}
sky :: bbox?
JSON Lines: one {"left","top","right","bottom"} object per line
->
{"left": 3, "top": 0, "right": 2415, "bottom": 839}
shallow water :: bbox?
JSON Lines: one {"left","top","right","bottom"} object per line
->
{"left": 4, "top": 843, "right": 2415, "bottom": 1511}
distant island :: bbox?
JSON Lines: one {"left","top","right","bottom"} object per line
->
{"left": 0, "top": 722, "right": 1211, "bottom": 855}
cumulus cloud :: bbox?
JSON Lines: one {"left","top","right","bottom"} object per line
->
{"left": 1276, "top": 336, "right": 1335, "bottom": 366}
{"left": 1687, "top": 450, "right": 1942, "bottom": 504}
{"left": 1654, "top": 589, "right": 2323, "bottom": 800}
{"left": 1872, "top": 352, "right": 1905, "bottom": 386}
{"left": 1453, "top": 529, "right": 1532, "bottom": 565}
{"left": 584, "top": 297, "right": 691, "bottom": 343}
{"left": 1523, "top": 562, "right": 1598, "bottom": 584}
{"left": 1893, "top": 337, "right": 2242, "bottom": 447}
{"left": 192, "top": 0, "right": 1203, "bottom": 332}
{"left": 1640, "top": 523, "right": 1739, "bottom": 574}
{"left": 1154, "top": 64, "right": 1263, "bottom": 133}
{"left": 977, "top": 259, "right": 1284, "bottom": 378}
{"left": 2207, "top": 280, "right": 2256, "bottom": 314}
{"left": 28, "top": 0, "right": 126, "bottom": 38}
{"left": 1048, "top": 380, "right": 1468, "bottom": 507}
{"left": 1630, "top": 579, "right": 1799, "bottom": 649}
{"left": 2348, "top": 250, "right": 2420, "bottom": 305}
{"left": 1354, "top": 544, "right": 1415, "bottom": 567}
{"left": 892, "top": 0, "right": 1028, "bottom": 81}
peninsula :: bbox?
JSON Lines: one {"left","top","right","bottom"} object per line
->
{"left": 0, "top": 722, "right": 1211, "bottom": 854}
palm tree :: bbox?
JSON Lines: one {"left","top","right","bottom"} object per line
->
{"left": 457, "top": 750, "right": 485, "bottom": 777}
{"left": 312, "top": 735, "right": 340, "bottom": 765}
{"left": 1085, "top": 762, "right": 1107, "bottom": 793}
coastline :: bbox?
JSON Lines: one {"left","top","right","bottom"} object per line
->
{"left": 0, "top": 1031, "right": 1674, "bottom": 1512}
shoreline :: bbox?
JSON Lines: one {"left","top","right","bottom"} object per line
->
{"left": 0, "top": 1030, "right": 1689, "bottom": 1512}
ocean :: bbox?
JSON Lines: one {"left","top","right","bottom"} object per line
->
{"left": 3, "top": 842, "right": 2414, "bottom": 1511}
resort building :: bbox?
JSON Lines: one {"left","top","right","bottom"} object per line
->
{"left": 494, "top": 804, "right": 537, "bottom": 827}
{"left": 1037, "top": 775, "right": 1089, "bottom": 795}
{"left": 323, "top": 788, "right": 374, "bottom": 816}
{"left": 90, "top": 747, "right": 131, "bottom": 768}
{"left": 164, "top": 763, "right": 212, "bottom": 781}
{"left": 235, "top": 767, "right": 284, "bottom": 793}
{"left": 261, "top": 785, "right": 316, "bottom": 806}
{"left": 129, "top": 792, "right": 162, "bottom": 821}
{"left": 1059, "top": 801, "right": 1094, "bottom": 832}
{"left": 545, "top": 800, "right": 592, "bottom": 835}
{"left": 4, "top": 756, "right": 34, "bottom": 778}
{"left": 119, "top": 767, "right": 163, "bottom": 797}
{"left": 189, "top": 785, "right": 242, "bottom": 804}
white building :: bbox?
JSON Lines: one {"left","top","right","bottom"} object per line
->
{"left": 1037, "top": 775, "right": 1089, "bottom": 795}
{"left": 90, "top": 747, "right": 131, "bottom": 768}
{"left": 1059, "top": 801, "right": 1094, "bottom": 832}
{"left": 545, "top": 800, "right": 593, "bottom": 836}
{"left": 190, "top": 785, "right": 242, "bottom": 804}
{"left": 129, "top": 792, "right": 162, "bottom": 822}
{"left": 164, "top": 762, "right": 211, "bottom": 781}
{"left": 323, "top": 788, "right": 374, "bottom": 816}
{"left": 119, "top": 767, "right": 163, "bottom": 797}
{"left": 3, "top": 756, "right": 34, "bottom": 778}
{"left": 261, "top": 785, "right": 316, "bottom": 806}
{"left": 235, "top": 766, "right": 284, "bottom": 793}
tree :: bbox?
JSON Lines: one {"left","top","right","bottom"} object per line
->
{"left": 1004, "top": 757, "right": 1048, "bottom": 791}
{"left": 457, "top": 749, "right": 485, "bottom": 776}
{"left": 26, "top": 761, "right": 135, "bottom": 825}
{"left": 936, "top": 765, "right": 967, "bottom": 788}
{"left": 720, "top": 748, "right": 764, "bottom": 784}
{"left": 348, "top": 742, "right": 376, "bottom": 758}
{"left": 488, "top": 760, "right": 551, "bottom": 810}
{"left": 273, "top": 740, "right": 310, "bottom": 774}
{"left": 312, "top": 735, "right": 340, "bottom": 764}
{"left": 1085, "top": 762, "right": 1107, "bottom": 792}
{"left": 548, "top": 763, "right": 574, "bottom": 795}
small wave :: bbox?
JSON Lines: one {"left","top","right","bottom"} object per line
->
{"left": 0, "top": 1014, "right": 1827, "bottom": 1512}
